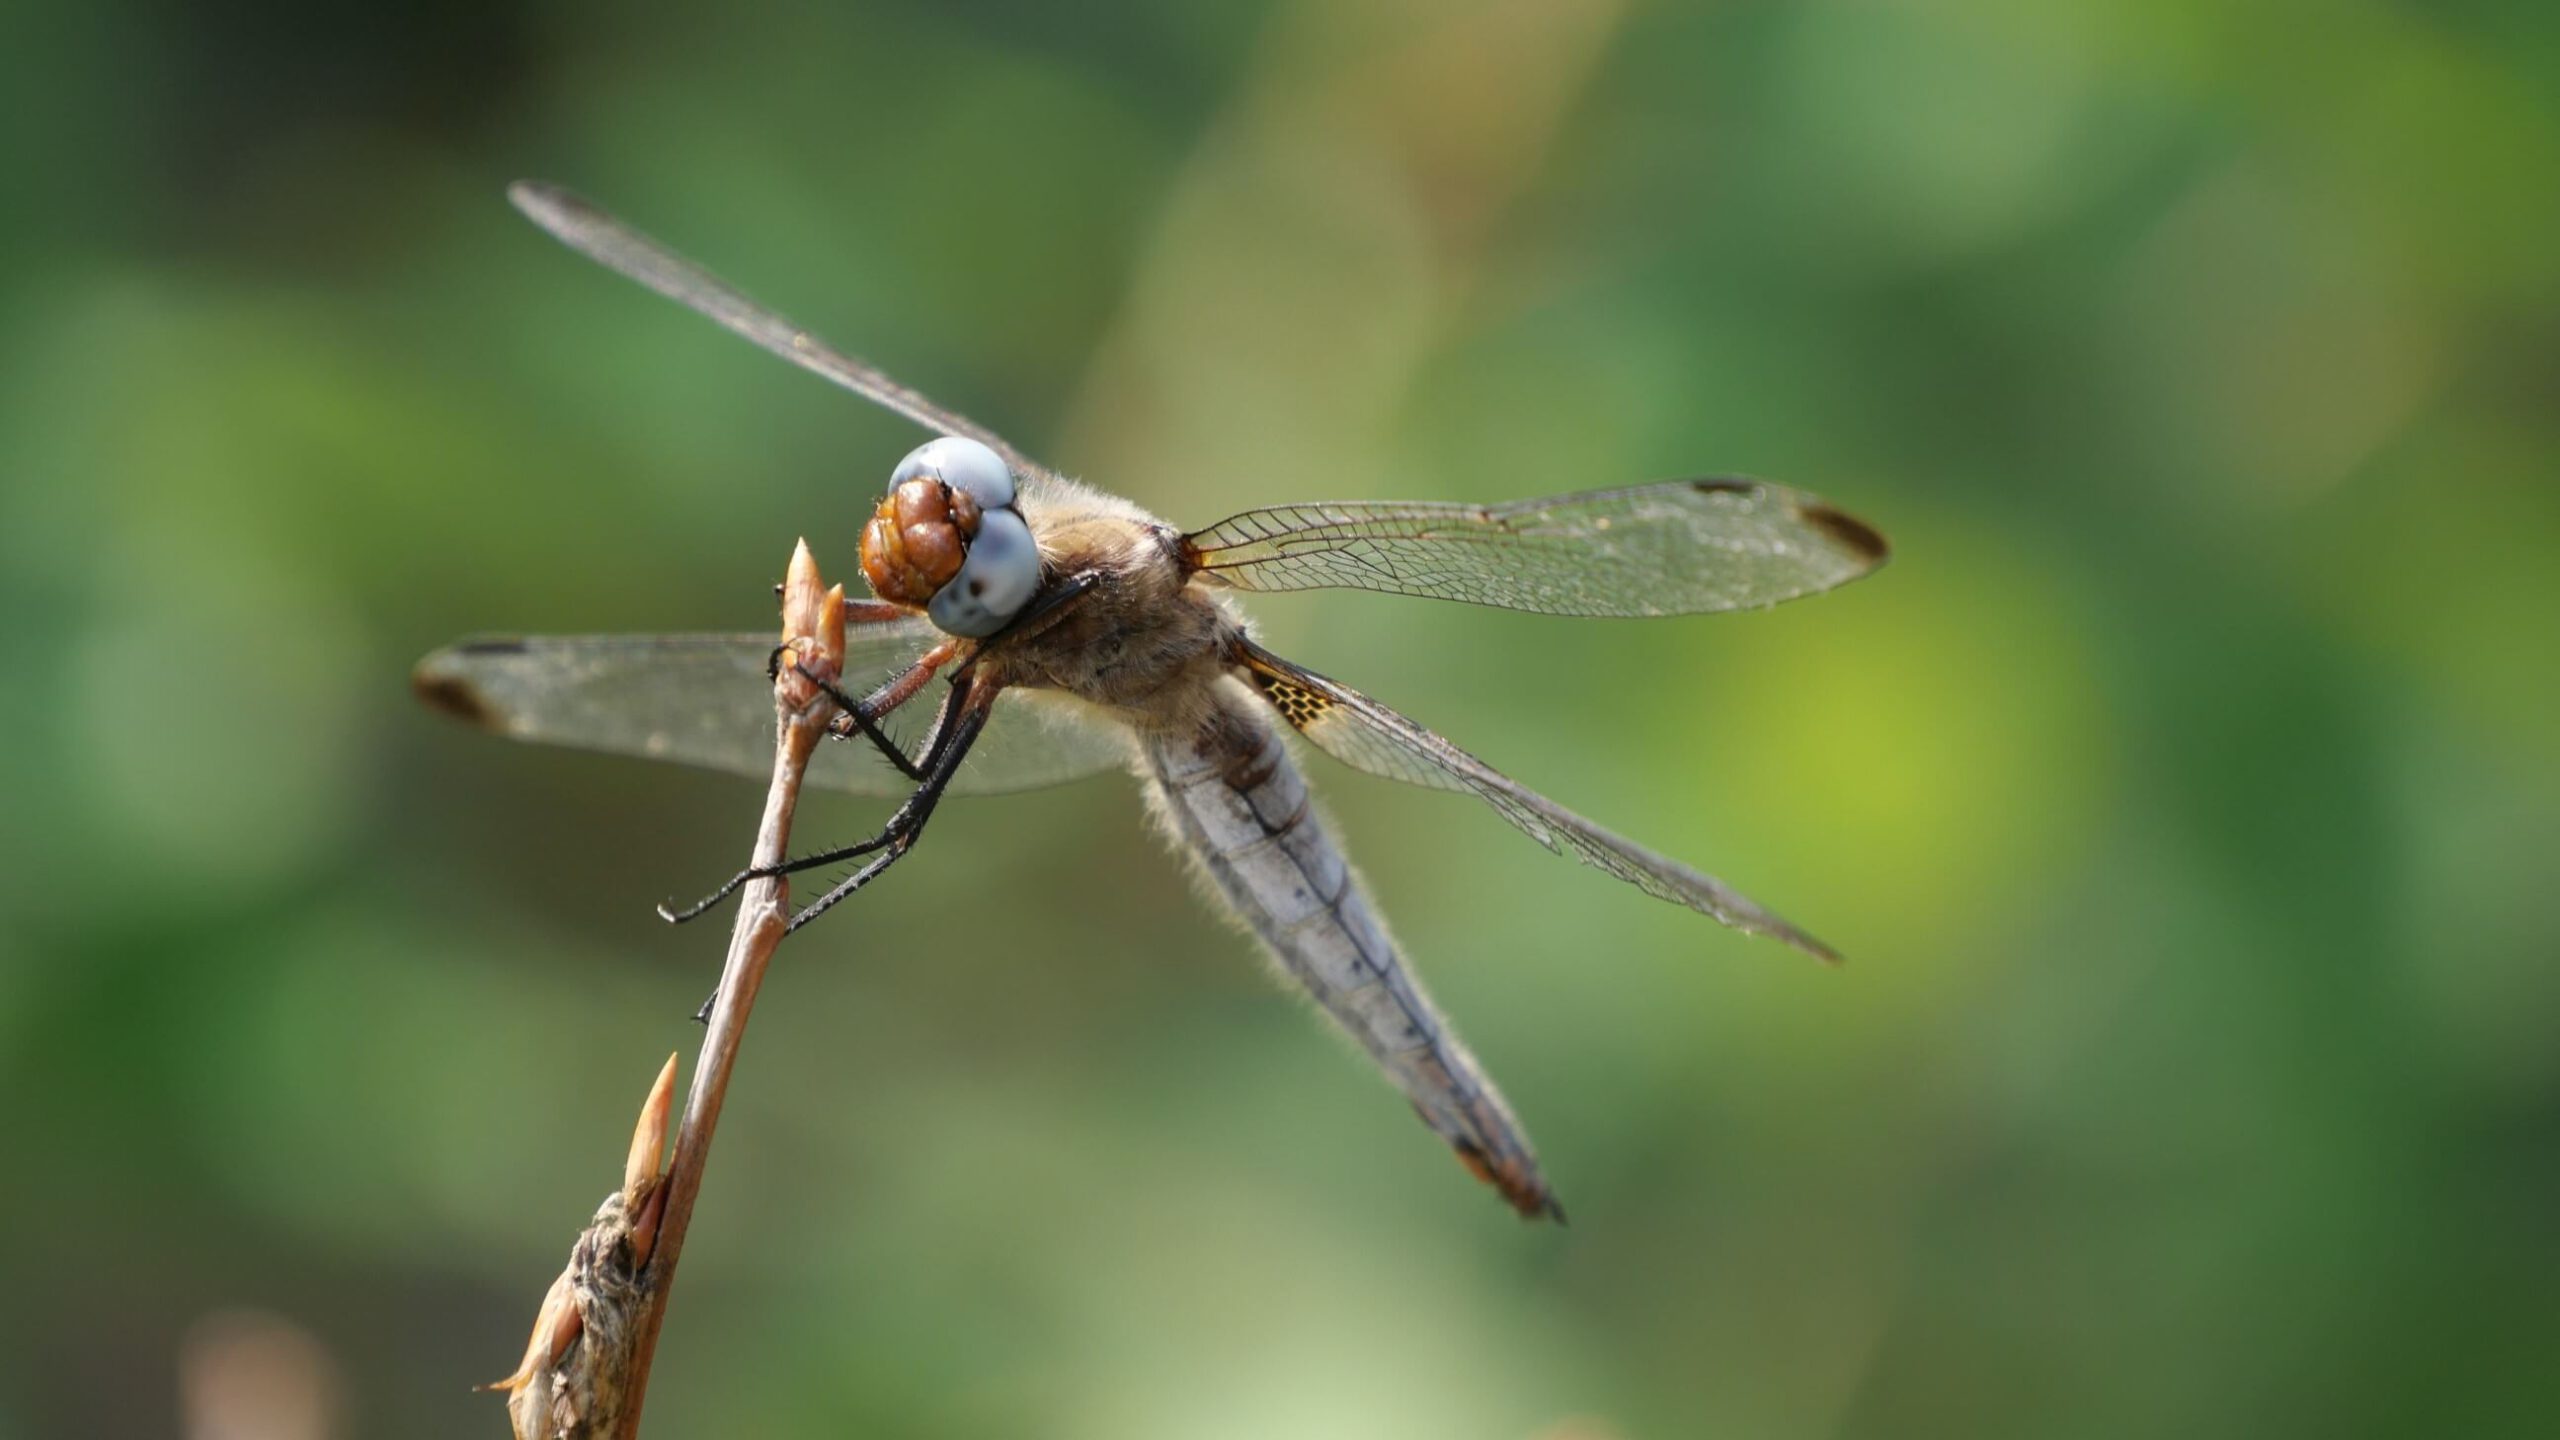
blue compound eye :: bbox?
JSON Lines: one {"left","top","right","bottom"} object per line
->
{"left": 926, "top": 507, "right": 1039, "bottom": 637}
{"left": 888, "top": 435, "right": 1014, "bottom": 510}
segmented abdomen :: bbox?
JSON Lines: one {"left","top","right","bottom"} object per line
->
{"left": 1142, "top": 684, "right": 1558, "bottom": 1219}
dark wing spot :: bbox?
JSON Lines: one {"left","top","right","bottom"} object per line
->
{"left": 1794, "top": 501, "right": 1891, "bottom": 565}
{"left": 411, "top": 666, "right": 497, "bottom": 727}
{"left": 1690, "top": 477, "right": 1756, "bottom": 496}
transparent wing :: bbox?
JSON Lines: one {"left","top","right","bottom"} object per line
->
{"left": 413, "top": 625, "right": 1129, "bottom": 798}
{"left": 509, "top": 181, "right": 1048, "bottom": 478}
{"left": 1184, "top": 478, "right": 1887, "bottom": 617}
{"left": 1233, "top": 637, "right": 1838, "bottom": 961}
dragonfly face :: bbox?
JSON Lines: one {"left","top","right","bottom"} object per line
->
{"left": 416, "top": 182, "right": 1890, "bottom": 1220}
{"left": 861, "top": 436, "right": 1041, "bottom": 637}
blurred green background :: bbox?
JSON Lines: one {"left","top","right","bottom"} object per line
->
{"left": 5, "top": 0, "right": 2557, "bottom": 1435}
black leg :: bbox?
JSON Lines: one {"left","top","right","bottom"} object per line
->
{"left": 655, "top": 671, "right": 972, "bottom": 917}
{"left": 658, "top": 668, "right": 976, "bottom": 925}
{"left": 656, "top": 827, "right": 899, "bottom": 924}
{"left": 786, "top": 683, "right": 993, "bottom": 933}
{"left": 763, "top": 639, "right": 945, "bottom": 781}
{"left": 808, "top": 666, "right": 931, "bottom": 781}
{"left": 683, "top": 672, "right": 997, "bottom": 1022}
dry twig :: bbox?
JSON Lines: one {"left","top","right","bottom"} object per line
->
{"left": 486, "top": 539, "right": 848, "bottom": 1439}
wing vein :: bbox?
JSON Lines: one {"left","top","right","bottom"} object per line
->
{"left": 1232, "top": 638, "right": 1838, "bottom": 962}
{"left": 508, "top": 181, "right": 1047, "bottom": 477}
{"left": 1185, "top": 479, "right": 1887, "bottom": 617}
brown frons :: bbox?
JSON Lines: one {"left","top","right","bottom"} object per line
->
{"left": 858, "top": 478, "right": 980, "bottom": 607}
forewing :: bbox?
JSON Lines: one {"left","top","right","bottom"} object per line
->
{"left": 413, "top": 627, "right": 1128, "bottom": 797}
{"left": 1185, "top": 478, "right": 1886, "bottom": 617}
{"left": 509, "top": 181, "right": 1046, "bottom": 478}
{"left": 1233, "top": 638, "right": 1838, "bottom": 961}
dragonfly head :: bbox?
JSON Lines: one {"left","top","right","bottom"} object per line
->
{"left": 860, "top": 436, "right": 1040, "bottom": 638}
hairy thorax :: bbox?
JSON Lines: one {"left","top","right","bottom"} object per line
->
{"left": 985, "top": 501, "right": 1234, "bottom": 733}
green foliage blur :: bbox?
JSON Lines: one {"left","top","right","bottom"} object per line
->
{"left": 4, "top": 1, "right": 2556, "bottom": 1435}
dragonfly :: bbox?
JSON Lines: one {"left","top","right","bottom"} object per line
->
{"left": 415, "top": 182, "right": 1889, "bottom": 1221}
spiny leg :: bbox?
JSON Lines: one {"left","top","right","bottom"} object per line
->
{"left": 685, "top": 672, "right": 998, "bottom": 1021}
{"left": 820, "top": 639, "right": 958, "bottom": 776}
{"left": 659, "top": 669, "right": 971, "bottom": 923}
{"left": 762, "top": 637, "right": 953, "bottom": 781}
{"left": 786, "top": 675, "right": 995, "bottom": 933}
{"left": 784, "top": 570, "right": 1091, "bottom": 782}
{"left": 796, "top": 574, "right": 1089, "bottom": 780}
{"left": 712, "top": 580, "right": 1091, "bottom": 930}
{"left": 832, "top": 693, "right": 924, "bottom": 779}
{"left": 657, "top": 829, "right": 898, "bottom": 925}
